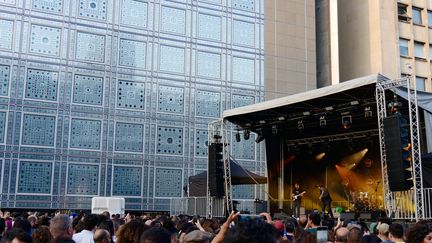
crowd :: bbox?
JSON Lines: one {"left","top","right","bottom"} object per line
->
{"left": 0, "top": 209, "right": 431, "bottom": 243}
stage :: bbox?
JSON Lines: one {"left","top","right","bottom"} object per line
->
{"left": 220, "top": 74, "right": 432, "bottom": 217}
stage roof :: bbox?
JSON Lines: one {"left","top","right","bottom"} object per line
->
{"left": 222, "top": 74, "right": 408, "bottom": 140}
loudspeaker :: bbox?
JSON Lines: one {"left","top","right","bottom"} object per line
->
{"left": 383, "top": 115, "right": 413, "bottom": 191}
{"left": 340, "top": 212, "right": 356, "bottom": 222}
{"left": 359, "top": 212, "right": 371, "bottom": 220}
{"left": 208, "top": 143, "right": 224, "bottom": 197}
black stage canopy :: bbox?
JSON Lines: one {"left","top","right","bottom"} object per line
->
{"left": 189, "top": 159, "right": 267, "bottom": 197}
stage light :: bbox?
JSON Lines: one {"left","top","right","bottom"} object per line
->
{"left": 319, "top": 116, "right": 326, "bottom": 128}
{"left": 235, "top": 131, "right": 241, "bottom": 142}
{"left": 271, "top": 125, "right": 278, "bottom": 135}
{"left": 259, "top": 120, "right": 266, "bottom": 124}
{"left": 350, "top": 100, "right": 359, "bottom": 106}
{"left": 243, "top": 130, "right": 250, "bottom": 140}
{"left": 255, "top": 133, "right": 265, "bottom": 143}
{"left": 364, "top": 106, "right": 373, "bottom": 118}
{"left": 315, "top": 152, "right": 326, "bottom": 160}
{"left": 325, "top": 106, "right": 333, "bottom": 111}
{"left": 278, "top": 116, "right": 285, "bottom": 121}
{"left": 297, "top": 120, "right": 304, "bottom": 131}
{"left": 341, "top": 113, "right": 352, "bottom": 129}
{"left": 303, "top": 111, "right": 311, "bottom": 116}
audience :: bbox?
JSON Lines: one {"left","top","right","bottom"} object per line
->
{"left": 2, "top": 209, "right": 432, "bottom": 243}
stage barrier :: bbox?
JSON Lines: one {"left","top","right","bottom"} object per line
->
{"left": 170, "top": 197, "right": 264, "bottom": 217}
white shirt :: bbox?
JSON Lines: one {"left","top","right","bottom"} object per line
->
{"left": 73, "top": 229, "right": 95, "bottom": 243}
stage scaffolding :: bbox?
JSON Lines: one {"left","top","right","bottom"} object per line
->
{"left": 376, "top": 76, "right": 424, "bottom": 221}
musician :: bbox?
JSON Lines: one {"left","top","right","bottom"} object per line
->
{"left": 292, "top": 183, "right": 305, "bottom": 218}
{"left": 318, "top": 185, "right": 334, "bottom": 218}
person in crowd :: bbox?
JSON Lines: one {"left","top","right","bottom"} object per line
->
{"left": 32, "top": 225, "right": 53, "bottom": 243}
{"left": 359, "top": 234, "right": 382, "bottom": 243}
{"left": 50, "top": 214, "right": 74, "bottom": 241}
{"left": 98, "top": 220, "right": 114, "bottom": 243}
{"left": 13, "top": 218, "right": 31, "bottom": 236}
{"left": 389, "top": 223, "right": 405, "bottom": 243}
{"left": 1, "top": 228, "right": 32, "bottom": 243}
{"left": 0, "top": 218, "right": 5, "bottom": 242}
{"left": 406, "top": 221, "right": 432, "bottom": 243}
{"left": 73, "top": 214, "right": 99, "bottom": 243}
{"left": 347, "top": 226, "right": 363, "bottom": 243}
{"left": 139, "top": 227, "right": 172, "bottom": 243}
{"left": 377, "top": 223, "right": 392, "bottom": 243}
{"left": 94, "top": 229, "right": 111, "bottom": 243}
{"left": 304, "top": 212, "right": 320, "bottom": 234}
{"left": 116, "top": 219, "right": 148, "bottom": 243}
{"left": 335, "top": 227, "right": 349, "bottom": 243}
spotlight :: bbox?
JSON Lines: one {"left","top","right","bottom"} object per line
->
{"left": 350, "top": 100, "right": 359, "bottom": 105}
{"left": 297, "top": 120, "right": 304, "bottom": 131}
{"left": 243, "top": 130, "right": 250, "bottom": 140}
{"left": 325, "top": 106, "right": 334, "bottom": 111}
{"left": 319, "top": 116, "right": 326, "bottom": 128}
{"left": 271, "top": 125, "right": 278, "bottom": 135}
{"left": 235, "top": 131, "right": 241, "bottom": 142}
{"left": 364, "top": 106, "right": 373, "bottom": 118}
{"left": 303, "top": 111, "right": 311, "bottom": 116}
{"left": 341, "top": 113, "right": 352, "bottom": 129}
{"left": 255, "top": 133, "right": 265, "bottom": 143}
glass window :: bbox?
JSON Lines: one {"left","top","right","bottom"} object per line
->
{"left": 416, "top": 77, "right": 426, "bottom": 91}
{"left": 413, "top": 7, "right": 422, "bottom": 24}
{"left": 428, "top": 11, "right": 432, "bottom": 27}
{"left": 398, "top": 4, "right": 410, "bottom": 21}
{"left": 414, "top": 41, "right": 425, "bottom": 58}
{"left": 400, "top": 39, "right": 409, "bottom": 56}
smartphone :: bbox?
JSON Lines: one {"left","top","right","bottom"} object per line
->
{"left": 237, "top": 214, "right": 264, "bottom": 223}
{"left": 317, "top": 226, "right": 328, "bottom": 243}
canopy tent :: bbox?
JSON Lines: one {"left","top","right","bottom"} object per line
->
{"left": 188, "top": 159, "right": 267, "bottom": 197}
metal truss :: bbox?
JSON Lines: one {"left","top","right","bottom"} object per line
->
{"left": 285, "top": 129, "right": 378, "bottom": 146}
{"left": 376, "top": 76, "right": 424, "bottom": 220}
{"left": 208, "top": 119, "right": 233, "bottom": 218}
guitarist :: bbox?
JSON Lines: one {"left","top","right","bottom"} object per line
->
{"left": 292, "top": 183, "right": 305, "bottom": 218}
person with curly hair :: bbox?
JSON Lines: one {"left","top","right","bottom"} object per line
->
{"left": 116, "top": 219, "right": 148, "bottom": 243}
{"left": 32, "top": 225, "right": 53, "bottom": 243}
{"left": 406, "top": 221, "right": 432, "bottom": 243}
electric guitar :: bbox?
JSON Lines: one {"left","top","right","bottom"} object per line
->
{"left": 293, "top": 191, "right": 306, "bottom": 200}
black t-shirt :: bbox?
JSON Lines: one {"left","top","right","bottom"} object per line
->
{"left": 293, "top": 188, "right": 303, "bottom": 200}
{"left": 320, "top": 187, "right": 331, "bottom": 201}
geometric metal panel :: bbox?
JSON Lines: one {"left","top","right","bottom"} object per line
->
{"left": 30, "top": 24, "right": 61, "bottom": 56}
{"left": 73, "top": 74, "right": 103, "bottom": 105}
{"left": 26, "top": 69, "right": 58, "bottom": 101}
{"left": 232, "top": 57, "right": 255, "bottom": 84}
{"left": 232, "top": 184, "right": 254, "bottom": 199}
{"left": 0, "top": 19, "right": 13, "bottom": 50}
{"left": 158, "top": 85, "right": 184, "bottom": 114}
{"left": 120, "top": 0, "right": 147, "bottom": 28}
{"left": 161, "top": 6, "right": 186, "bottom": 35}
{"left": 115, "top": 122, "right": 144, "bottom": 152}
{"left": 0, "top": 112, "right": 6, "bottom": 143}
{"left": 0, "top": 65, "right": 10, "bottom": 96}
{"left": 118, "top": 39, "right": 146, "bottom": 68}
{"left": 232, "top": 20, "right": 254, "bottom": 47}
{"left": 157, "top": 126, "right": 183, "bottom": 155}
{"left": 112, "top": 166, "right": 141, "bottom": 196}
{"left": 198, "top": 13, "right": 221, "bottom": 41}
{"left": 195, "top": 129, "right": 208, "bottom": 157}
{"left": 197, "top": 51, "right": 221, "bottom": 79}
{"left": 18, "top": 161, "right": 52, "bottom": 194}
{"left": 117, "top": 80, "right": 145, "bottom": 110}
{"left": 67, "top": 164, "right": 99, "bottom": 195}
{"left": 232, "top": 94, "right": 254, "bottom": 108}
{"left": 231, "top": 133, "right": 255, "bottom": 160}
{"left": 70, "top": 118, "right": 101, "bottom": 150}
{"left": 78, "top": 0, "right": 107, "bottom": 21}
{"left": 0, "top": 0, "right": 15, "bottom": 5}
{"left": 76, "top": 32, "right": 105, "bottom": 63}
{"left": 196, "top": 90, "right": 220, "bottom": 117}
{"left": 159, "top": 45, "right": 185, "bottom": 74}
{"left": 232, "top": 0, "right": 255, "bottom": 11}
{"left": 155, "top": 168, "right": 181, "bottom": 197}
{"left": 22, "top": 114, "right": 56, "bottom": 146}
{"left": 32, "top": 0, "right": 63, "bottom": 13}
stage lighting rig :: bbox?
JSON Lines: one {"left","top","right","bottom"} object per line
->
{"left": 319, "top": 116, "right": 326, "bottom": 128}
{"left": 364, "top": 106, "right": 373, "bottom": 118}
{"left": 271, "top": 125, "right": 278, "bottom": 135}
{"left": 243, "top": 130, "right": 250, "bottom": 140}
{"left": 297, "top": 120, "right": 304, "bottom": 131}
{"left": 235, "top": 131, "right": 241, "bottom": 142}
{"left": 255, "top": 132, "right": 265, "bottom": 143}
{"left": 341, "top": 112, "right": 352, "bottom": 129}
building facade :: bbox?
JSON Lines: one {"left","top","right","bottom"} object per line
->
{"left": 317, "top": 0, "right": 431, "bottom": 92}
{"left": 0, "top": 0, "right": 270, "bottom": 210}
